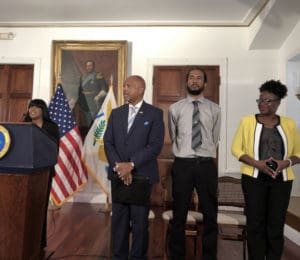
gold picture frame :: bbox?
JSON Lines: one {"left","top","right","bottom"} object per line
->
{"left": 52, "top": 40, "right": 127, "bottom": 137}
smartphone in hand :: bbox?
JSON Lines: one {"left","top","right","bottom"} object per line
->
{"left": 266, "top": 160, "right": 278, "bottom": 171}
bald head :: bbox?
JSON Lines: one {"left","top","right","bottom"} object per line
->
{"left": 123, "top": 75, "right": 146, "bottom": 105}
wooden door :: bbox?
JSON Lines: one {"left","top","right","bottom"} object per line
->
{"left": 0, "top": 64, "right": 33, "bottom": 122}
{"left": 151, "top": 65, "right": 220, "bottom": 205}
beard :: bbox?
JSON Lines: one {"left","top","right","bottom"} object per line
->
{"left": 186, "top": 85, "right": 204, "bottom": 96}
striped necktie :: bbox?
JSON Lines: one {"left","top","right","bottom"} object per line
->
{"left": 127, "top": 106, "right": 137, "bottom": 132}
{"left": 191, "top": 100, "right": 202, "bottom": 150}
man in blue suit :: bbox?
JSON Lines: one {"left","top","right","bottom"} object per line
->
{"left": 104, "top": 75, "right": 164, "bottom": 260}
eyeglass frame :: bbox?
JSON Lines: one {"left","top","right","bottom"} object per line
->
{"left": 256, "top": 98, "right": 279, "bottom": 105}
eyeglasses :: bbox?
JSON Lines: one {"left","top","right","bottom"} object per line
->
{"left": 256, "top": 98, "right": 279, "bottom": 105}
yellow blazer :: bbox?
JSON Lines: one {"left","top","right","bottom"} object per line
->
{"left": 231, "top": 114, "right": 300, "bottom": 181}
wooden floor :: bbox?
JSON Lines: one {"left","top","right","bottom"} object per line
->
{"left": 287, "top": 197, "right": 300, "bottom": 232}
{"left": 45, "top": 203, "right": 300, "bottom": 260}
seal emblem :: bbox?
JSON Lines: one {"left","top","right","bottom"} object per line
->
{"left": 0, "top": 125, "right": 11, "bottom": 159}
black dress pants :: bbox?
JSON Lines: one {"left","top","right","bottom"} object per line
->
{"left": 111, "top": 202, "right": 150, "bottom": 260}
{"left": 242, "top": 174, "right": 292, "bottom": 260}
{"left": 169, "top": 157, "right": 218, "bottom": 260}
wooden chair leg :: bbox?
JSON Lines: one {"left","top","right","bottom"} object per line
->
{"left": 108, "top": 216, "right": 112, "bottom": 260}
{"left": 148, "top": 220, "right": 152, "bottom": 259}
{"left": 163, "top": 222, "right": 169, "bottom": 260}
{"left": 243, "top": 238, "right": 246, "bottom": 260}
{"left": 186, "top": 228, "right": 198, "bottom": 256}
{"left": 194, "top": 235, "right": 197, "bottom": 256}
{"left": 243, "top": 229, "right": 247, "bottom": 260}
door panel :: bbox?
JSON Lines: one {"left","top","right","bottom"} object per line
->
{"left": 155, "top": 68, "right": 185, "bottom": 98}
{"left": 9, "top": 65, "right": 34, "bottom": 94}
{"left": 0, "top": 65, "right": 9, "bottom": 121}
{"left": 8, "top": 99, "right": 31, "bottom": 122}
{"left": 151, "top": 65, "right": 220, "bottom": 205}
{"left": 0, "top": 64, "right": 33, "bottom": 122}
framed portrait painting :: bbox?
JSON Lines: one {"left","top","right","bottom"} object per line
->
{"left": 52, "top": 40, "right": 127, "bottom": 138}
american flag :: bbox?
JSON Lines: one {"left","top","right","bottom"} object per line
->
{"left": 49, "top": 84, "right": 88, "bottom": 206}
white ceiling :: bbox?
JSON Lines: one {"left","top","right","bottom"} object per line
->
{"left": 0, "top": 0, "right": 300, "bottom": 49}
{"left": 0, "top": 0, "right": 269, "bottom": 27}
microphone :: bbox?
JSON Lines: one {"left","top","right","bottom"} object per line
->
{"left": 21, "top": 112, "right": 27, "bottom": 122}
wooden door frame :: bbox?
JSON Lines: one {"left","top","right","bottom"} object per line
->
{"left": 147, "top": 57, "right": 228, "bottom": 175}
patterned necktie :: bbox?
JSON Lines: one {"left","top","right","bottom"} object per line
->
{"left": 192, "top": 101, "right": 202, "bottom": 150}
{"left": 127, "top": 106, "right": 137, "bottom": 132}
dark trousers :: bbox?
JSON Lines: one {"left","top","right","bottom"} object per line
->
{"left": 169, "top": 158, "right": 218, "bottom": 260}
{"left": 242, "top": 174, "right": 292, "bottom": 260}
{"left": 111, "top": 202, "right": 150, "bottom": 260}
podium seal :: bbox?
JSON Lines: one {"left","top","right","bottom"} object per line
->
{"left": 0, "top": 125, "right": 11, "bottom": 158}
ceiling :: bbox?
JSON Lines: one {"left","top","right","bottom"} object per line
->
{"left": 0, "top": 0, "right": 299, "bottom": 49}
{"left": 0, "top": 0, "right": 269, "bottom": 27}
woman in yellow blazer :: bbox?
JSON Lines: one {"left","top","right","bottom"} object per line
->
{"left": 231, "top": 80, "right": 300, "bottom": 260}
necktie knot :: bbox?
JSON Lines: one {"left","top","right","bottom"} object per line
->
{"left": 130, "top": 106, "right": 137, "bottom": 116}
{"left": 193, "top": 100, "right": 199, "bottom": 106}
{"left": 128, "top": 106, "right": 137, "bottom": 132}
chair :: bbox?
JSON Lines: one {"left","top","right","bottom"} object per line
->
{"left": 161, "top": 175, "right": 203, "bottom": 259}
{"left": 217, "top": 176, "right": 247, "bottom": 260}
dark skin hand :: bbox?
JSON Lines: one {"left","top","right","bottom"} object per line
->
{"left": 239, "top": 155, "right": 290, "bottom": 179}
{"left": 114, "top": 162, "right": 134, "bottom": 185}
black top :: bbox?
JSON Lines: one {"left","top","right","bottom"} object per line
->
{"left": 41, "top": 120, "right": 60, "bottom": 149}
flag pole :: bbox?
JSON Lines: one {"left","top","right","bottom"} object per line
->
{"left": 98, "top": 74, "right": 114, "bottom": 214}
{"left": 48, "top": 197, "right": 61, "bottom": 211}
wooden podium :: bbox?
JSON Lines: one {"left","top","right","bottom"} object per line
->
{"left": 0, "top": 123, "right": 57, "bottom": 259}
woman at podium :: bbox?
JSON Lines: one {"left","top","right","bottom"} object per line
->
{"left": 23, "top": 99, "right": 59, "bottom": 250}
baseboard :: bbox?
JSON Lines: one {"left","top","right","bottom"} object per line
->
{"left": 71, "top": 192, "right": 107, "bottom": 203}
{"left": 285, "top": 224, "right": 300, "bottom": 246}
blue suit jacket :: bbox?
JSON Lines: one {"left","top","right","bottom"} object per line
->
{"left": 104, "top": 101, "right": 164, "bottom": 184}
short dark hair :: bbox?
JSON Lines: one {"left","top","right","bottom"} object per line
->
{"left": 259, "top": 80, "right": 287, "bottom": 99}
{"left": 186, "top": 67, "right": 207, "bottom": 83}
